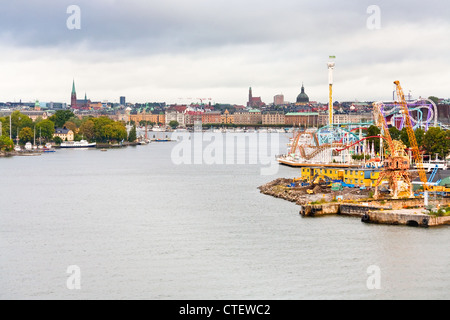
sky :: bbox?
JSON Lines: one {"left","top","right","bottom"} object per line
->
{"left": 0, "top": 0, "right": 449, "bottom": 105}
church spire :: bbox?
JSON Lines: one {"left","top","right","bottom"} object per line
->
{"left": 72, "top": 79, "right": 76, "bottom": 95}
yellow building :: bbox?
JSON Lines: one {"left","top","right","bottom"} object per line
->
{"left": 221, "top": 109, "right": 234, "bottom": 124}
{"left": 54, "top": 128, "right": 74, "bottom": 141}
{"left": 300, "top": 167, "right": 380, "bottom": 187}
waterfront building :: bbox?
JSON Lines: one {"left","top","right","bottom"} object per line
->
{"left": 300, "top": 167, "right": 380, "bottom": 188}
{"left": 221, "top": 109, "right": 234, "bottom": 124}
{"left": 262, "top": 111, "right": 285, "bottom": 125}
{"left": 201, "top": 111, "right": 222, "bottom": 124}
{"left": 185, "top": 111, "right": 203, "bottom": 126}
{"left": 165, "top": 105, "right": 187, "bottom": 126}
{"left": 285, "top": 112, "right": 319, "bottom": 127}
{"left": 130, "top": 112, "right": 165, "bottom": 125}
{"left": 54, "top": 127, "right": 74, "bottom": 141}
{"left": 233, "top": 109, "right": 262, "bottom": 125}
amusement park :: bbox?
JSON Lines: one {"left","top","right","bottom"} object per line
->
{"left": 264, "top": 58, "right": 450, "bottom": 227}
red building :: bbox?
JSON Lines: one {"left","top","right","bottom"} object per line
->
{"left": 247, "top": 87, "right": 264, "bottom": 108}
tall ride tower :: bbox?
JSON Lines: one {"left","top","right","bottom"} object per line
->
{"left": 327, "top": 57, "right": 335, "bottom": 126}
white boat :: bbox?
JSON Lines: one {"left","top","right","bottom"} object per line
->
{"left": 418, "top": 158, "right": 448, "bottom": 172}
{"left": 152, "top": 126, "right": 163, "bottom": 132}
{"left": 14, "top": 145, "right": 21, "bottom": 152}
{"left": 60, "top": 140, "right": 96, "bottom": 149}
{"left": 25, "top": 142, "right": 32, "bottom": 151}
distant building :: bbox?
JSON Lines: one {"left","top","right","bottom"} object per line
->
{"left": 202, "top": 111, "right": 222, "bottom": 124}
{"left": 247, "top": 87, "right": 264, "bottom": 108}
{"left": 296, "top": 83, "right": 309, "bottom": 105}
{"left": 120, "top": 96, "right": 126, "bottom": 105}
{"left": 185, "top": 111, "right": 203, "bottom": 126}
{"left": 285, "top": 112, "right": 318, "bottom": 127}
{"left": 221, "top": 109, "right": 234, "bottom": 124}
{"left": 71, "top": 80, "right": 77, "bottom": 109}
{"left": 262, "top": 111, "right": 285, "bottom": 125}
{"left": 54, "top": 128, "right": 74, "bottom": 141}
{"left": 233, "top": 109, "right": 262, "bottom": 125}
{"left": 274, "top": 94, "right": 284, "bottom": 106}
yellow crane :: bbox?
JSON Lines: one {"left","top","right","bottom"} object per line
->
{"left": 373, "top": 99, "right": 412, "bottom": 199}
{"left": 393, "top": 80, "right": 429, "bottom": 192}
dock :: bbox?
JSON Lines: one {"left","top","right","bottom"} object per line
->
{"left": 298, "top": 200, "right": 450, "bottom": 227}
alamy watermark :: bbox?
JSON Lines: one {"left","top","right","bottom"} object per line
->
{"left": 170, "top": 132, "right": 280, "bottom": 176}
{"left": 367, "top": 5, "right": 381, "bottom": 30}
{"left": 366, "top": 265, "right": 381, "bottom": 290}
{"left": 66, "top": 265, "right": 81, "bottom": 290}
{"left": 67, "top": 5, "right": 81, "bottom": 30}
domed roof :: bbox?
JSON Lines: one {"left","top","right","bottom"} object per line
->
{"left": 296, "top": 83, "right": 309, "bottom": 103}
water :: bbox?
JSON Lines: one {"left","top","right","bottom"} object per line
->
{"left": 0, "top": 133, "right": 449, "bottom": 300}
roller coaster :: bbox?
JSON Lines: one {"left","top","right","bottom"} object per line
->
{"left": 286, "top": 96, "right": 439, "bottom": 163}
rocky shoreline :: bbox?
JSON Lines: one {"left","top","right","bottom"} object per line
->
{"left": 258, "top": 178, "right": 371, "bottom": 205}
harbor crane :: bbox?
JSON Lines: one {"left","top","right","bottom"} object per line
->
{"left": 374, "top": 80, "right": 446, "bottom": 200}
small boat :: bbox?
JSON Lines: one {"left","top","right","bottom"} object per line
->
{"left": 100, "top": 148, "right": 107, "bottom": 152}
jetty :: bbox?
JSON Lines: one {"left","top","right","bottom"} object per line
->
{"left": 259, "top": 178, "right": 450, "bottom": 228}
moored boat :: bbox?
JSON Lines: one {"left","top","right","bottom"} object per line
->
{"left": 60, "top": 140, "right": 96, "bottom": 149}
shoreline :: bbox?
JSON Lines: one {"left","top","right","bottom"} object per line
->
{"left": 258, "top": 178, "right": 450, "bottom": 227}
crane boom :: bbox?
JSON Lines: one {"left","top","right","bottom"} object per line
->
{"left": 394, "top": 80, "right": 429, "bottom": 191}
{"left": 373, "top": 102, "right": 395, "bottom": 156}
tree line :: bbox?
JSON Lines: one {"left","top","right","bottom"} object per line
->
{"left": 0, "top": 110, "right": 135, "bottom": 151}
{"left": 366, "top": 125, "right": 450, "bottom": 159}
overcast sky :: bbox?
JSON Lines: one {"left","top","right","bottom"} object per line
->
{"left": 0, "top": 0, "right": 449, "bottom": 105}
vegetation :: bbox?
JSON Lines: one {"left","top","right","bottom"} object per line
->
{"left": 48, "top": 110, "right": 75, "bottom": 128}
{"left": 128, "top": 125, "right": 137, "bottom": 142}
{"left": 0, "top": 135, "right": 14, "bottom": 151}
{"left": 366, "top": 124, "right": 450, "bottom": 158}
{"left": 18, "top": 127, "right": 34, "bottom": 144}
{"left": 168, "top": 120, "right": 179, "bottom": 129}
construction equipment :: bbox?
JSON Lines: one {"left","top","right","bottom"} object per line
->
{"left": 373, "top": 87, "right": 414, "bottom": 199}
{"left": 394, "top": 80, "right": 430, "bottom": 192}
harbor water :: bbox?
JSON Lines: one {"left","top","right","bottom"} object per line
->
{"left": 0, "top": 132, "right": 448, "bottom": 299}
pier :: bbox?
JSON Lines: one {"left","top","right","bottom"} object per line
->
{"left": 298, "top": 199, "right": 450, "bottom": 227}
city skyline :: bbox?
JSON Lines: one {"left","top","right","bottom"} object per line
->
{"left": 0, "top": 1, "right": 449, "bottom": 105}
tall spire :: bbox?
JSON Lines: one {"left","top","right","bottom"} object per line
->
{"left": 71, "top": 79, "right": 77, "bottom": 109}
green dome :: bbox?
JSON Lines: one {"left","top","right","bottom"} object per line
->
{"left": 296, "top": 84, "right": 309, "bottom": 103}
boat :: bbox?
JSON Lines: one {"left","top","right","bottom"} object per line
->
{"left": 100, "top": 148, "right": 107, "bottom": 152}
{"left": 60, "top": 140, "right": 96, "bottom": 149}
{"left": 417, "top": 156, "right": 448, "bottom": 172}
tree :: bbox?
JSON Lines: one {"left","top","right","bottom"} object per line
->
{"left": 366, "top": 125, "right": 381, "bottom": 154}
{"left": 0, "top": 135, "right": 14, "bottom": 151}
{"left": 428, "top": 96, "right": 439, "bottom": 106}
{"left": 90, "top": 117, "right": 127, "bottom": 142}
{"left": 388, "top": 127, "right": 401, "bottom": 141}
{"left": 10, "top": 111, "right": 33, "bottom": 139}
{"left": 49, "top": 110, "right": 75, "bottom": 128}
{"left": 169, "top": 120, "right": 179, "bottom": 129}
{"left": 79, "top": 120, "right": 95, "bottom": 141}
{"left": 36, "top": 119, "right": 55, "bottom": 141}
{"left": 63, "top": 121, "right": 78, "bottom": 133}
{"left": 53, "top": 136, "right": 63, "bottom": 145}
{"left": 128, "top": 125, "right": 137, "bottom": 142}
{"left": 423, "top": 127, "right": 449, "bottom": 158}
{"left": 18, "top": 127, "right": 34, "bottom": 145}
